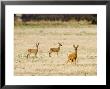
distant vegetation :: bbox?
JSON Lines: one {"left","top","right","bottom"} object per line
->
{"left": 14, "top": 14, "right": 97, "bottom": 28}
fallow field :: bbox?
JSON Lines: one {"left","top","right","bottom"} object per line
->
{"left": 14, "top": 21, "right": 97, "bottom": 76}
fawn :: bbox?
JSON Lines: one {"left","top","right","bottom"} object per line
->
{"left": 27, "top": 43, "right": 39, "bottom": 58}
{"left": 49, "top": 43, "right": 62, "bottom": 57}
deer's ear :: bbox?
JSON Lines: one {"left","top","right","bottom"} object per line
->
{"left": 36, "top": 42, "right": 39, "bottom": 45}
{"left": 77, "top": 45, "right": 79, "bottom": 48}
{"left": 73, "top": 45, "right": 75, "bottom": 48}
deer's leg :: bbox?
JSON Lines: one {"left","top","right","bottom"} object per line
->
{"left": 27, "top": 53, "right": 30, "bottom": 59}
{"left": 57, "top": 52, "right": 58, "bottom": 56}
{"left": 49, "top": 51, "right": 52, "bottom": 57}
{"left": 66, "top": 58, "right": 70, "bottom": 64}
{"left": 71, "top": 59, "right": 74, "bottom": 64}
{"left": 75, "top": 58, "right": 76, "bottom": 65}
{"left": 27, "top": 54, "right": 29, "bottom": 58}
{"left": 76, "top": 58, "right": 78, "bottom": 63}
{"left": 35, "top": 52, "right": 37, "bottom": 58}
{"left": 66, "top": 60, "right": 69, "bottom": 64}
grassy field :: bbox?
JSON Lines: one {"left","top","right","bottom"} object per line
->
{"left": 14, "top": 22, "right": 97, "bottom": 76}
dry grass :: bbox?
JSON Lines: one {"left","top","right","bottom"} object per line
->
{"left": 15, "top": 20, "right": 93, "bottom": 28}
{"left": 14, "top": 24, "right": 97, "bottom": 76}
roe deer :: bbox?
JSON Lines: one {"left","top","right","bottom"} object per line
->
{"left": 49, "top": 43, "right": 62, "bottom": 57}
{"left": 67, "top": 45, "right": 79, "bottom": 64}
{"left": 27, "top": 43, "right": 39, "bottom": 58}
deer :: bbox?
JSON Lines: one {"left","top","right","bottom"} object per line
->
{"left": 27, "top": 43, "right": 39, "bottom": 58}
{"left": 67, "top": 45, "right": 79, "bottom": 64}
{"left": 49, "top": 42, "right": 62, "bottom": 57}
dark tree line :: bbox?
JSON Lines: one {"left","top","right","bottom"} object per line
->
{"left": 14, "top": 14, "right": 97, "bottom": 24}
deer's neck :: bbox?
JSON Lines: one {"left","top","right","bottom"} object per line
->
{"left": 58, "top": 46, "right": 60, "bottom": 50}
{"left": 75, "top": 50, "right": 77, "bottom": 56}
{"left": 37, "top": 47, "right": 39, "bottom": 50}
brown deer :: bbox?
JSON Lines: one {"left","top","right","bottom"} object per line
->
{"left": 49, "top": 43, "right": 62, "bottom": 57}
{"left": 67, "top": 45, "right": 79, "bottom": 64}
{"left": 27, "top": 43, "right": 39, "bottom": 58}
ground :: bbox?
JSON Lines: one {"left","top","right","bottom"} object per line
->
{"left": 14, "top": 25, "right": 97, "bottom": 76}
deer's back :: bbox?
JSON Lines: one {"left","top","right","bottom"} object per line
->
{"left": 28, "top": 49, "right": 38, "bottom": 53}
{"left": 50, "top": 48, "right": 59, "bottom": 52}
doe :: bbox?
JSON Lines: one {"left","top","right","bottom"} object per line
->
{"left": 67, "top": 45, "right": 79, "bottom": 64}
{"left": 27, "top": 43, "right": 39, "bottom": 58}
{"left": 49, "top": 42, "right": 62, "bottom": 57}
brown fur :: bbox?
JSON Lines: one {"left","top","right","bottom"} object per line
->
{"left": 67, "top": 45, "right": 79, "bottom": 64}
